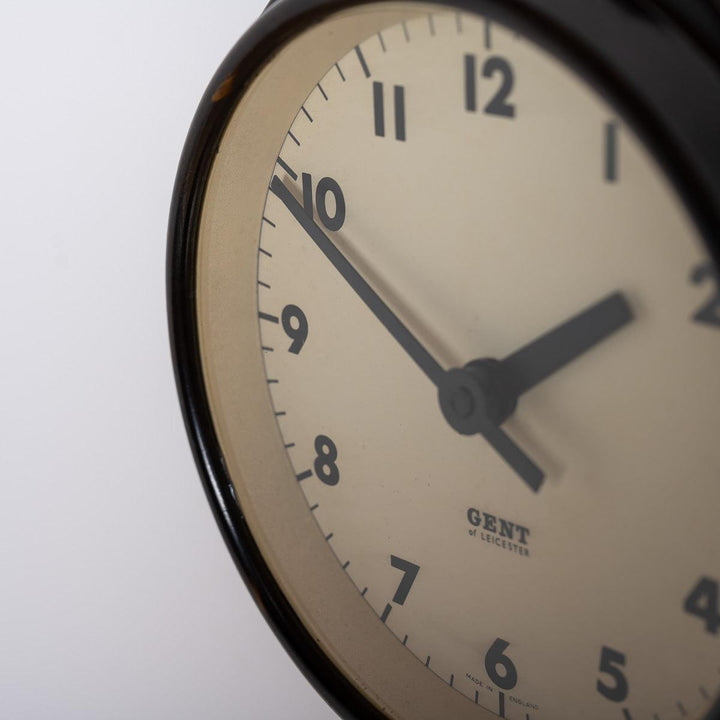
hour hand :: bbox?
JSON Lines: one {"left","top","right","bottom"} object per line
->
{"left": 437, "top": 292, "right": 633, "bottom": 492}
{"left": 501, "top": 292, "right": 633, "bottom": 396}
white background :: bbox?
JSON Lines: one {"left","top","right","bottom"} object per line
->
{"left": 0, "top": 2, "right": 337, "bottom": 718}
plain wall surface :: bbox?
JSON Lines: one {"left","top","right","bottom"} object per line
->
{"left": 0, "top": 2, "right": 337, "bottom": 718}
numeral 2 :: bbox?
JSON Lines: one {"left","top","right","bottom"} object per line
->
{"left": 691, "top": 261, "right": 720, "bottom": 328}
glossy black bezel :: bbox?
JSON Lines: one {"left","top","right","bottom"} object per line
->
{"left": 168, "top": 1, "right": 720, "bottom": 717}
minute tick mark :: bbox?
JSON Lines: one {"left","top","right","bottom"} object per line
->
{"left": 277, "top": 156, "right": 298, "bottom": 181}
{"left": 355, "top": 45, "right": 371, "bottom": 78}
{"left": 428, "top": 14, "right": 436, "bottom": 36}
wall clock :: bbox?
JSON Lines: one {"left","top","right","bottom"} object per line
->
{"left": 168, "top": 0, "right": 720, "bottom": 717}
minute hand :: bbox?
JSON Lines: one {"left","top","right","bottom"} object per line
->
{"left": 270, "top": 175, "right": 544, "bottom": 490}
{"left": 501, "top": 292, "right": 633, "bottom": 396}
{"left": 270, "top": 175, "right": 444, "bottom": 385}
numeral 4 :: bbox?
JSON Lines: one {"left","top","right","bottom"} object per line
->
{"left": 684, "top": 577, "right": 720, "bottom": 634}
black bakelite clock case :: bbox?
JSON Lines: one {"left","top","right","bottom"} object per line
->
{"left": 168, "top": 0, "right": 720, "bottom": 718}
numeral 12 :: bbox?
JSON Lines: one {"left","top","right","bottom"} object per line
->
{"left": 464, "top": 53, "right": 516, "bottom": 118}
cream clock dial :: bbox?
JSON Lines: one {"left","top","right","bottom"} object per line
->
{"left": 171, "top": 1, "right": 720, "bottom": 719}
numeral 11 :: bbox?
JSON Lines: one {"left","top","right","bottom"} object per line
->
{"left": 373, "top": 81, "right": 407, "bottom": 141}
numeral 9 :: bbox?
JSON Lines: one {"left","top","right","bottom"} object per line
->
{"left": 282, "top": 304, "right": 308, "bottom": 354}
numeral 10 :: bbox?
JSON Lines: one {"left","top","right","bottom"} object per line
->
{"left": 302, "top": 173, "right": 346, "bottom": 231}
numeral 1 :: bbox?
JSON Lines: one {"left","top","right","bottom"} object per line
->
{"left": 605, "top": 121, "right": 619, "bottom": 182}
{"left": 373, "top": 81, "right": 407, "bottom": 141}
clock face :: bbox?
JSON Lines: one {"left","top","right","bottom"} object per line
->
{"left": 186, "top": 3, "right": 720, "bottom": 720}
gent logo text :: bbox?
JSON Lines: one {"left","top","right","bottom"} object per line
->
{"left": 467, "top": 507, "right": 531, "bottom": 558}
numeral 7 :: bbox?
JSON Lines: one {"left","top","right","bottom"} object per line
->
{"left": 380, "top": 555, "right": 420, "bottom": 624}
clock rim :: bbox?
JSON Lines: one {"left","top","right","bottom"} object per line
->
{"left": 167, "top": 0, "right": 720, "bottom": 718}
